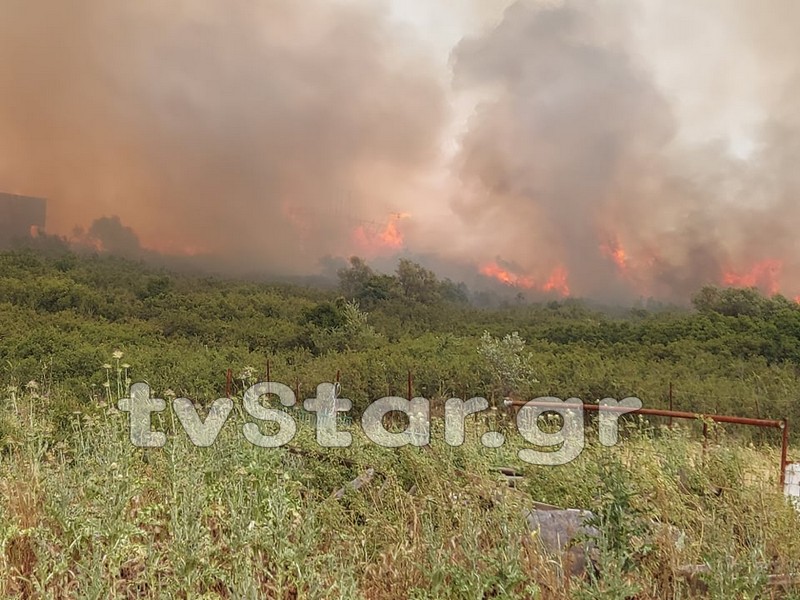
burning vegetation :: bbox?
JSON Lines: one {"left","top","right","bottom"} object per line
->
{"left": 3, "top": 0, "right": 800, "bottom": 302}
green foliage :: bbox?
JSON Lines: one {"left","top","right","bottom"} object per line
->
{"left": 692, "top": 285, "right": 800, "bottom": 319}
{"left": 2, "top": 249, "right": 800, "bottom": 597}
{"left": 1, "top": 250, "right": 800, "bottom": 429}
{"left": 477, "top": 331, "right": 538, "bottom": 397}
{"left": 337, "top": 256, "right": 468, "bottom": 310}
{"left": 337, "top": 256, "right": 399, "bottom": 309}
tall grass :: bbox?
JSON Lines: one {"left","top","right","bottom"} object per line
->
{"left": 2, "top": 376, "right": 800, "bottom": 599}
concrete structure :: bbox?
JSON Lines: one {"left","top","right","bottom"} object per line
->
{"left": 784, "top": 462, "right": 800, "bottom": 509}
{"left": 0, "top": 193, "right": 47, "bottom": 247}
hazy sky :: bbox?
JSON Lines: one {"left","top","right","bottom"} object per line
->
{"left": 388, "top": 0, "right": 762, "bottom": 157}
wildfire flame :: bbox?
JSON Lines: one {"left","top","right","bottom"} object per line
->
{"left": 542, "top": 265, "right": 571, "bottom": 297}
{"left": 479, "top": 261, "right": 570, "bottom": 297}
{"left": 600, "top": 237, "right": 630, "bottom": 275}
{"left": 479, "top": 263, "right": 533, "bottom": 288}
{"left": 352, "top": 212, "right": 409, "bottom": 256}
{"left": 598, "top": 235, "right": 666, "bottom": 297}
{"left": 722, "top": 259, "right": 783, "bottom": 295}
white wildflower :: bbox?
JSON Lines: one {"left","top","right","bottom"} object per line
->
{"left": 239, "top": 366, "right": 257, "bottom": 382}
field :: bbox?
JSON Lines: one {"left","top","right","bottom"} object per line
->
{"left": 3, "top": 247, "right": 800, "bottom": 598}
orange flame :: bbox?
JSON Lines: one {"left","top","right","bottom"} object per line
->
{"left": 600, "top": 237, "right": 630, "bottom": 275}
{"left": 722, "top": 259, "right": 782, "bottom": 295}
{"left": 480, "top": 261, "right": 570, "bottom": 297}
{"left": 479, "top": 263, "right": 533, "bottom": 288}
{"left": 352, "top": 212, "right": 409, "bottom": 256}
{"left": 598, "top": 236, "right": 664, "bottom": 297}
{"left": 542, "top": 265, "right": 571, "bottom": 297}
{"left": 377, "top": 219, "right": 403, "bottom": 248}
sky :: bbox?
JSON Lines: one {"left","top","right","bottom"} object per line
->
{"left": 1, "top": 0, "right": 799, "bottom": 302}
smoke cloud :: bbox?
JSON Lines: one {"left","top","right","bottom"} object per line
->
{"left": 0, "top": 0, "right": 445, "bottom": 274}
{"left": 2, "top": 0, "right": 800, "bottom": 301}
{"left": 444, "top": 0, "right": 800, "bottom": 301}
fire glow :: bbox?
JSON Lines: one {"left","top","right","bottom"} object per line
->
{"left": 723, "top": 259, "right": 783, "bottom": 296}
{"left": 480, "top": 262, "right": 570, "bottom": 297}
{"left": 351, "top": 212, "right": 409, "bottom": 257}
{"left": 601, "top": 237, "right": 631, "bottom": 275}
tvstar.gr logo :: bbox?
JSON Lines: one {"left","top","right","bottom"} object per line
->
{"left": 118, "top": 381, "right": 642, "bottom": 466}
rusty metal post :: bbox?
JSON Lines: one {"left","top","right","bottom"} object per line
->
{"left": 668, "top": 382, "right": 674, "bottom": 427}
{"left": 781, "top": 418, "right": 790, "bottom": 488}
{"left": 408, "top": 370, "right": 413, "bottom": 400}
{"left": 225, "top": 368, "right": 232, "bottom": 398}
{"left": 266, "top": 360, "right": 271, "bottom": 382}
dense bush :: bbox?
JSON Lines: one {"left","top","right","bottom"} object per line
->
{"left": 3, "top": 249, "right": 800, "bottom": 597}
{"left": 1, "top": 248, "right": 800, "bottom": 430}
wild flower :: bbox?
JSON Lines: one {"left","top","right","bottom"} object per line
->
{"left": 100, "top": 353, "right": 132, "bottom": 402}
{"left": 239, "top": 366, "right": 257, "bottom": 384}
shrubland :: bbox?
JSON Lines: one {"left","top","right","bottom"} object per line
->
{"left": 2, "top": 248, "right": 800, "bottom": 597}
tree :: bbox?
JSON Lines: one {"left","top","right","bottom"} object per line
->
{"left": 337, "top": 257, "right": 374, "bottom": 298}
{"left": 396, "top": 259, "right": 440, "bottom": 304}
{"left": 302, "top": 301, "right": 345, "bottom": 330}
{"left": 337, "top": 257, "right": 399, "bottom": 308}
{"left": 692, "top": 286, "right": 766, "bottom": 317}
{"left": 477, "top": 331, "right": 538, "bottom": 398}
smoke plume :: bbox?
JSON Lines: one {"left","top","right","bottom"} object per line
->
{"left": 445, "top": 0, "right": 800, "bottom": 301}
{"left": 3, "top": 0, "right": 800, "bottom": 301}
{"left": 0, "top": 0, "right": 445, "bottom": 275}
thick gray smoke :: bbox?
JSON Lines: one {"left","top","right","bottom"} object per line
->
{"left": 449, "top": 0, "right": 800, "bottom": 301}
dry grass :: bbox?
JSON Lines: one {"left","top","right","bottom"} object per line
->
{"left": 1, "top": 388, "right": 800, "bottom": 599}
